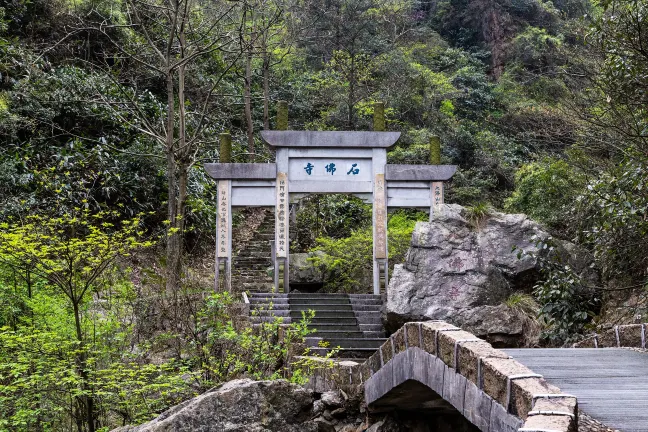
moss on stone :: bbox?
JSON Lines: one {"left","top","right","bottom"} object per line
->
{"left": 430, "top": 135, "right": 441, "bottom": 165}
{"left": 276, "top": 101, "right": 288, "bottom": 130}
{"left": 220, "top": 133, "right": 232, "bottom": 163}
{"left": 373, "top": 102, "right": 385, "bottom": 131}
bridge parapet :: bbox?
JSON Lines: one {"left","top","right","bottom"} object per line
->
{"left": 573, "top": 323, "right": 648, "bottom": 348}
{"left": 307, "top": 321, "right": 578, "bottom": 432}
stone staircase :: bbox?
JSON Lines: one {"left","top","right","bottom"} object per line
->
{"left": 248, "top": 292, "right": 387, "bottom": 358}
{"left": 232, "top": 210, "right": 275, "bottom": 292}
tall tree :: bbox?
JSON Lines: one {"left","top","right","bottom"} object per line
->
{"left": 71, "top": 0, "right": 245, "bottom": 290}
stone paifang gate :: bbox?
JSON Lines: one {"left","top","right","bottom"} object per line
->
{"left": 205, "top": 130, "right": 457, "bottom": 294}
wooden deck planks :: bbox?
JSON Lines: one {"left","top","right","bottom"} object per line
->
{"left": 505, "top": 348, "right": 648, "bottom": 432}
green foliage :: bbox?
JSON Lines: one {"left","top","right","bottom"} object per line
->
{"left": 575, "top": 156, "right": 648, "bottom": 284}
{"left": 310, "top": 211, "right": 427, "bottom": 292}
{"left": 505, "top": 157, "right": 585, "bottom": 232}
{"left": 505, "top": 293, "right": 540, "bottom": 317}
{"left": 0, "top": 209, "right": 154, "bottom": 311}
{"left": 0, "top": 328, "right": 194, "bottom": 431}
{"left": 464, "top": 202, "right": 492, "bottom": 230}
{"left": 515, "top": 237, "right": 599, "bottom": 344}
{"left": 191, "top": 292, "right": 335, "bottom": 386}
{"left": 292, "top": 195, "right": 372, "bottom": 252}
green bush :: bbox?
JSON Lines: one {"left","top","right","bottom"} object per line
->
{"left": 505, "top": 157, "right": 585, "bottom": 232}
{"left": 515, "top": 237, "right": 599, "bottom": 344}
{"left": 292, "top": 195, "right": 372, "bottom": 252}
{"left": 309, "top": 211, "right": 427, "bottom": 292}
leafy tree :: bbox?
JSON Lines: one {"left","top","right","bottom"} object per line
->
{"left": 505, "top": 157, "right": 585, "bottom": 232}
{"left": 0, "top": 209, "right": 153, "bottom": 431}
{"left": 68, "top": 0, "right": 250, "bottom": 291}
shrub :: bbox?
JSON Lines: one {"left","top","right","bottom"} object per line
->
{"left": 515, "top": 237, "right": 599, "bottom": 344}
{"left": 505, "top": 157, "right": 585, "bottom": 232}
{"left": 309, "top": 211, "right": 427, "bottom": 292}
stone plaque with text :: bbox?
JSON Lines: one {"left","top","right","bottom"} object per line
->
{"left": 276, "top": 173, "right": 289, "bottom": 258}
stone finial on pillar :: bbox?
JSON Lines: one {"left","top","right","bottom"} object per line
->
{"left": 276, "top": 101, "right": 288, "bottom": 131}
{"left": 374, "top": 102, "right": 385, "bottom": 132}
{"left": 430, "top": 135, "right": 441, "bottom": 165}
{"left": 220, "top": 133, "right": 232, "bottom": 163}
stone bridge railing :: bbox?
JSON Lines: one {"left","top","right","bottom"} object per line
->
{"left": 308, "top": 321, "right": 578, "bottom": 432}
{"left": 573, "top": 323, "right": 648, "bottom": 348}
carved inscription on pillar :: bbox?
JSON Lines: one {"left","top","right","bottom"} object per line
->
{"left": 217, "top": 180, "right": 230, "bottom": 258}
{"left": 276, "top": 172, "right": 289, "bottom": 258}
{"left": 374, "top": 174, "right": 387, "bottom": 259}
{"left": 432, "top": 181, "right": 444, "bottom": 209}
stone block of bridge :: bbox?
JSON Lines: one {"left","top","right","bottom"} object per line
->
{"left": 420, "top": 321, "right": 459, "bottom": 354}
{"left": 463, "top": 380, "right": 493, "bottom": 431}
{"left": 510, "top": 376, "right": 561, "bottom": 419}
{"left": 458, "top": 341, "right": 508, "bottom": 385}
{"left": 443, "top": 365, "right": 467, "bottom": 411}
{"left": 481, "top": 357, "right": 536, "bottom": 407}
{"left": 573, "top": 323, "right": 648, "bottom": 349}
{"left": 489, "top": 401, "right": 524, "bottom": 432}
{"left": 423, "top": 353, "right": 445, "bottom": 396}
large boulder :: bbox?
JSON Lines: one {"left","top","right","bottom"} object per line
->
{"left": 112, "top": 379, "right": 317, "bottom": 432}
{"left": 289, "top": 251, "right": 327, "bottom": 285}
{"left": 386, "top": 205, "right": 597, "bottom": 346}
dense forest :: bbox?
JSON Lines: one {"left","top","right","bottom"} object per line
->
{"left": 0, "top": 0, "right": 647, "bottom": 431}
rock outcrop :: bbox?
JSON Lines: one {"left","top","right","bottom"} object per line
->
{"left": 110, "top": 377, "right": 470, "bottom": 432}
{"left": 289, "top": 251, "right": 327, "bottom": 287}
{"left": 112, "top": 379, "right": 316, "bottom": 432}
{"left": 386, "top": 205, "right": 597, "bottom": 346}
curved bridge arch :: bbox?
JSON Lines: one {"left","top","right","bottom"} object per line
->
{"left": 308, "top": 321, "right": 578, "bottom": 432}
{"left": 365, "top": 346, "right": 522, "bottom": 432}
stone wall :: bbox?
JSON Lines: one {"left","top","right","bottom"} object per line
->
{"left": 307, "top": 321, "right": 578, "bottom": 432}
{"left": 573, "top": 324, "right": 648, "bottom": 348}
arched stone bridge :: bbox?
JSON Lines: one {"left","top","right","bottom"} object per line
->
{"left": 308, "top": 321, "right": 648, "bottom": 432}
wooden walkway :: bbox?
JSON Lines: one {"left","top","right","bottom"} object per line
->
{"left": 505, "top": 348, "right": 648, "bottom": 432}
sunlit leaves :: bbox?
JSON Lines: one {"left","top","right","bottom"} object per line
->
{"left": 0, "top": 209, "right": 154, "bottom": 304}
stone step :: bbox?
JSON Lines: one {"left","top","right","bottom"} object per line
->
{"left": 307, "top": 318, "right": 358, "bottom": 325}
{"left": 233, "top": 257, "right": 271, "bottom": 262}
{"left": 289, "top": 298, "right": 351, "bottom": 305}
{"left": 235, "top": 278, "right": 271, "bottom": 283}
{"left": 290, "top": 304, "right": 353, "bottom": 311}
{"left": 251, "top": 309, "right": 290, "bottom": 317}
{"left": 308, "top": 347, "right": 377, "bottom": 358}
{"left": 232, "top": 262, "right": 271, "bottom": 268}
{"left": 250, "top": 295, "right": 288, "bottom": 301}
{"left": 317, "top": 338, "right": 387, "bottom": 349}
{"left": 249, "top": 292, "right": 288, "bottom": 296}
{"left": 311, "top": 330, "right": 365, "bottom": 338}
{"left": 288, "top": 304, "right": 382, "bottom": 312}
{"left": 251, "top": 316, "right": 292, "bottom": 324}
{"left": 250, "top": 302, "right": 289, "bottom": 309}
{"left": 290, "top": 311, "right": 356, "bottom": 319}
{"left": 348, "top": 298, "right": 383, "bottom": 305}
{"left": 240, "top": 285, "right": 274, "bottom": 291}
{"left": 306, "top": 324, "right": 360, "bottom": 332}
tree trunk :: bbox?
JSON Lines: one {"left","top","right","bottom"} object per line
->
{"left": 245, "top": 48, "right": 255, "bottom": 161}
{"left": 165, "top": 68, "right": 181, "bottom": 293}
{"left": 347, "top": 55, "right": 356, "bottom": 129}
{"left": 262, "top": 44, "right": 270, "bottom": 130}
{"left": 73, "top": 300, "right": 96, "bottom": 432}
